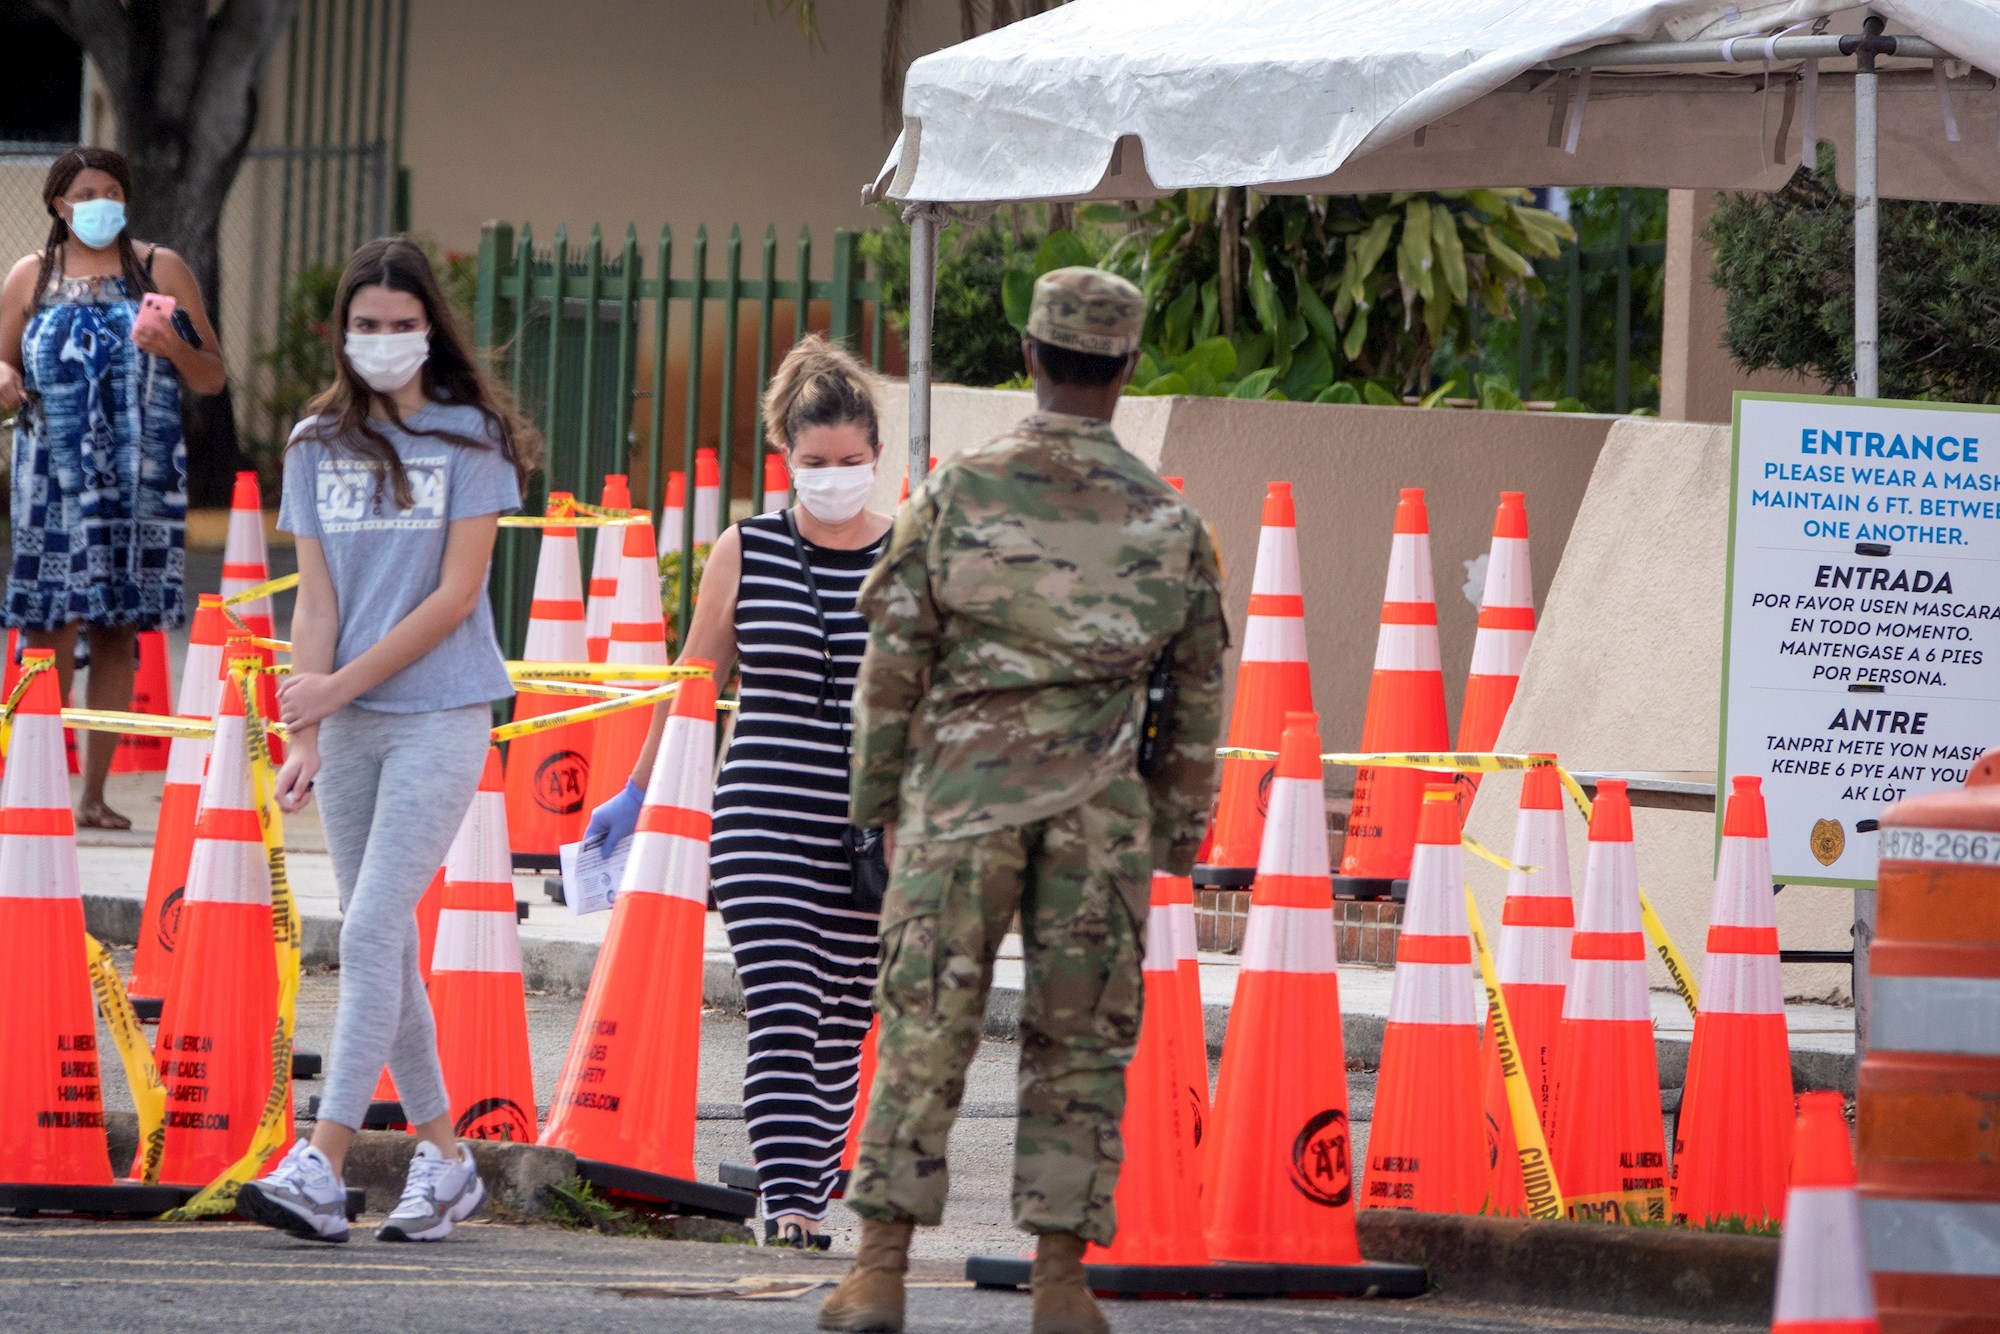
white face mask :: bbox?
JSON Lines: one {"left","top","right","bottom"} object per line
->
{"left": 345, "top": 329, "right": 430, "bottom": 393}
{"left": 792, "top": 462, "right": 876, "bottom": 524}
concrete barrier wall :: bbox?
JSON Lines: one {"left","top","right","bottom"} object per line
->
{"left": 877, "top": 386, "right": 1618, "bottom": 793}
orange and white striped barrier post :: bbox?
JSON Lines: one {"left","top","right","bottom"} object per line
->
{"left": 1774, "top": 1092, "right": 1879, "bottom": 1333}
{"left": 1453, "top": 492, "right": 1533, "bottom": 812}
{"left": 583, "top": 474, "right": 633, "bottom": 663}
{"left": 505, "top": 494, "right": 592, "bottom": 863}
{"left": 579, "top": 516, "right": 668, "bottom": 820}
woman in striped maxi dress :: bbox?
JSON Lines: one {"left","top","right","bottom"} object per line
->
{"left": 586, "top": 336, "right": 890, "bottom": 1248}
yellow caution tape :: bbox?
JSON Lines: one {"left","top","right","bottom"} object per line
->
{"left": 1462, "top": 833, "right": 1536, "bottom": 876}
{"left": 61, "top": 709, "right": 218, "bottom": 741}
{"left": 564, "top": 497, "right": 631, "bottom": 519}
{"left": 1464, "top": 886, "right": 1564, "bottom": 1221}
{"left": 163, "top": 666, "right": 301, "bottom": 1220}
{"left": 222, "top": 572, "right": 299, "bottom": 607}
{"left": 513, "top": 678, "right": 644, "bottom": 702}
{"left": 84, "top": 933, "right": 166, "bottom": 1183}
{"left": 0, "top": 655, "right": 51, "bottom": 756}
{"left": 505, "top": 662, "right": 711, "bottom": 683}
{"left": 250, "top": 637, "right": 291, "bottom": 655}
{"left": 498, "top": 513, "right": 648, "bottom": 528}
{"left": 491, "top": 681, "right": 679, "bottom": 742}
{"left": 1212, "top": 747, "right": 1703, "bottom": 1022}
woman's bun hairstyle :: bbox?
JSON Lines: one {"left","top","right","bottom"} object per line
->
{"left": 760, "top": 334, "right": 880, "bottom": 453}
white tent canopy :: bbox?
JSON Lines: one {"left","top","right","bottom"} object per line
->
{"left": 870, "top": 0, "right": 1998, "bottom": 482}
{"left": 869, "top": 0, "right": 1999, "bottom": 206}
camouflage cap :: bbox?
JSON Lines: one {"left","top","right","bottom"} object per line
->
{"left": 1026, "top": 266, "right": 1143, "bottom": 357}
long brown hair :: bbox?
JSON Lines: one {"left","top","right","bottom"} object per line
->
{"left": 295, "top": 237, "right": 539, "bottom": 508}
{"left": 37, "top": 148, "right": 152, "bottom": 298}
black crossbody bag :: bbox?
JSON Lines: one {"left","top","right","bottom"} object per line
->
{"left": 782, "top": 510, "right": 890, "bottom": 914}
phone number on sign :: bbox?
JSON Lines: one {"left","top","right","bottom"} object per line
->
{"left": 1879, "top": 826, "right": 2000, "bottom": 866}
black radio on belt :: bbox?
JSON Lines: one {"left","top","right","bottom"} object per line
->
{"left": 1137, "top": 651, "right": 1176, "bottom": 779}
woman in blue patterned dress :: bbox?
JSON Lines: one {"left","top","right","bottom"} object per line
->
{"left": 0, "top": 148, "right": 225, "bottom": 827}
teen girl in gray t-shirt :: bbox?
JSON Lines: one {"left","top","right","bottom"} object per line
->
{"left": 236, "top": 238, "right": 535, "bottom": 1245}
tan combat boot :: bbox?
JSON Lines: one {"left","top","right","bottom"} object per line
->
{"left": 817, "top": 1217, "right": 914, "bottom": 1332}
{"left": 1029, "top": 1232, "right": 1109, "bottom": 1334}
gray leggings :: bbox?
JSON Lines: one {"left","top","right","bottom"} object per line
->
{"left": 314, "top": 703, "right": 491, "bottom": 1132}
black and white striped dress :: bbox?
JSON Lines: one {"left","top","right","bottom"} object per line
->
{"left": 711, "top": 510, "right": 885, "bottom": 1223}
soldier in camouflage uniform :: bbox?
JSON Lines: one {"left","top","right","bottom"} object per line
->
{"left": 819, "top": 268, "right": 1228, "bottom": 1334}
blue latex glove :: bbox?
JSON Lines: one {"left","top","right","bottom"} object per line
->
{"left": 584, "top": 780, "right": 644, "bottom": 850}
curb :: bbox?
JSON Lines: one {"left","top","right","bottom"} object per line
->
{"left": 85, "top": 892, "right": 1855, "bottom": 1093}
{"left": 1355, "top": 1211, "right": 1778, "bottom": 1326}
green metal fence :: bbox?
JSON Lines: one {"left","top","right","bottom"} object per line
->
{"left": 1517, "top": 190, "right": 1666, "bottom": 413}
{"left": 472, "top": 220, "right": 888, "bottom": 655}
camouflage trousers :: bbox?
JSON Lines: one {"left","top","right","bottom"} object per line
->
{"left": 846, "top": 779, "right": 1151, "bottom": 1244}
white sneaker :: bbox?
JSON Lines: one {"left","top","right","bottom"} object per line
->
{"left": 376, "top": 1141, "right": 487, "bottom": 1242}
{"left": 238, "top": 1138, "right": 351, "bottom": 1242}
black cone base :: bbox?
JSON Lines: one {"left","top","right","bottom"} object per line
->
{"left": 1329, "top": 875, "right": 1408, "bottom": 903}
{"left": 1191, "top": 865, "right": 1255, "bottom": 889}
{"left": 718, "top": 1160, "right": 758, "bottom": 1193}
{"left": 966, "top": 1255, "right": 1429, "bottom": 1299}
{"left": 543, "top": 876, "right": 566, "bottom": 904}
{"left": 303, "top": 1096, "right": 408, "bottom": 1130}
{"left": 291, "top": 1050, "right": 323, "bottom": 1080}
{"left": 575, "top": 1158, "right": 756, "bottom": 1222}
{"left": 0, "top": 1182, "right": 193, "bottom": 1218}
{"left": 516, "top": 900, "right": 531, "bottom": 922}
{"left": 513, "top": 852, "right": 559, "bottom": 875}
{"left": 130, "top": 996, "right": 163, "bottom": 1023}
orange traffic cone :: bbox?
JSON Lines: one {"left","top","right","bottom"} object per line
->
{"left": 0, "top": 650, "right": 114, "bottom": 1189}
{"left": 580, "top": 517, "right": 667, "bottom": 820}
{"left": 1160, "top": 869, "right": 1211, "bottom": 1169}
{"left": 583, "top": 474, "right": 633, "bottom": 662}
{"left": 1336, "top": 488, "right": 1450, "bottom": 898}
{"left": 837, "top": 1015, "right": 880, "bottom": 1192}
{"left": 130, "top": 595, "right": 232, "bottom": 1010}
{"left": 1454, "top": 493, "right": 1534, "bottom": 767}
{"left": 152, "top": 646, "right": 290, "bottom": 1186}
{"left": 1483, "top": 755, "right": 1573, "bottom": 1215}
{"left": 1547, "top": 780, "right": 1667, "bottom": 1224}
{"left": 1198, "top": 483, "right": 1314, "bottom": 889}
{"left": 1365, "top": 786, "right": 1489, "bottom": 1214}
{"left": 1206, "top": 715, "right": 1377, "bottom": 1270}
{"left": 219, "top": 470, "right": 281, "bottom": 755}
{"left": 431, "top": 748, "right": 537, "bottom": 1142}
{"left": 541, "top": 666, "right": 751, "bottom": 1217}
{"left": 110, "top": 630, "right": 173, "bottom": 774}
{"left": 1771, "top": 1093, "right": 1878, "bottom": 1333}
{"left": 1087, "top": 870, "right": 1209, "bottom": 1268}
{"left": 759, "top": 452, "right": 790, "bottom": 514}
{"left": 1671, "top": 776, "right": 1793, "bottom": 1228}
{"left": 505, "top": 500, "right": 591, "bottom": 863}
{"left": 0, "top": 632, "right": 79, "bottom": 781}
{"left": 693, "top": 447, "right": 720, "bottom": 546}
{"left": 897, "top": 476, "right": 910, "bottom": 506}
{"left": 656, "top": 470, "right": 687, "bottom": 559}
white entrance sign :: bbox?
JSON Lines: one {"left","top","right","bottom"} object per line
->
{"left": 1722, "top": 393, "right": 2000, "bottom": 888}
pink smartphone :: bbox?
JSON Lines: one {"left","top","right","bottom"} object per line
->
{"left": 136, "top": 292, "right": 176, "bottom": 338}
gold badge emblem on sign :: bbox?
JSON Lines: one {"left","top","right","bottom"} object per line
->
{"left": 1810, "top": 818, "right": 1845, "bottom": 867}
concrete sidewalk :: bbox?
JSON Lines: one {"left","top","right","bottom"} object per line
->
{"left": 76, "top": 769, "right": 1858, "bottom": 1091}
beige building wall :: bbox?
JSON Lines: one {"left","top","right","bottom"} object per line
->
{"left": 401, "top": 1, "right": 956, "bottom": 255}
{"left": 876, "top": 386, "right": 1618, "bottom": 795}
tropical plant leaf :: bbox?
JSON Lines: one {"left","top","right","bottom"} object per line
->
{"left": 1133, "top": 350, "right": 1160, "bottom": 386}
{"left": 1183, "top": 335, "right": 1238, "bottom": 382}
{"left": 1245, "top": 237, "right": 1286, "bottom": 337}
{"left": 1418, "top": 377, "right": 1458, "bottom": 409}
{"left": 1163, "top": 283, "right": 1199, "bottom": 357}
{"left": 1278, "top": 338, "right": 1333, "bottom": 402}
{"left": 1476, "top": 373, "right": 1525, "bottom": 411}
{"left": 1315, "top": 380, "right": 1363, "bottom": 405}
{"left": 1034, "top": 230, "right": 1094, "bottom": 276}
{"left": 1196, "top": 276, "right": 1219, "bottom": 344}
{"left": 1138, "top": 371, "right": 1190, "bottom": 397}
{"left": 1431, "top": 205, "right": 1469, "bottom": 302}
{"left": 1342, "top": 305, "right": 1370, "bottom": 361}
{"left": 1232, "top": 329, "right": 1272, "bottom": 377}
{"left": 1361, "top": 380, "right": 1402, "bottom": 407}
{"left": 1230, "top": 367, "right": 1279, "bottom": 399}
{"left": 1001, "top": 268, "right": 1035, "bottom": 331}
{"left": 1353, "top": 213, "right": 1398, "bottom": 278}
{"left": 1296, "top": 281, "right": 1338, "bottom": 353}
{"left": 1402, "top": 198, "right": 1436, "bottom": 305}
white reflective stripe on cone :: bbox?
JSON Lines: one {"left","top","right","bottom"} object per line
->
{"left": 531, "top": 534, "right": 583, "bottom": 600}
{"left": 1776, "top": 1187, "right": 1878, "bottom": 1318}
{"left": 1575, "top": 844, "right": 1641, "bottom": 933}
{"left": 176, "top": 644, "right": 223, "bottom": 714}
{"left": 183, "top": 839, "right": 272, "bottom": 906}
{"left": 1468, "top": 627, "right": 1533, "bottom": 676}
{"left": 1508, "top": 810, "right": 1570, "bottom": 898}
{"left": 1402, "top": 843, "right": 1468, "bottom": 934}
{"left": 1712, "top": 835, "right": 1776, "bottom": 928}
{"left": 1495, "top": 924, "right": 1572, "bottom": 985}
{"left": 1562, "top": 957, "right": 1652, "bottom": 1022}
{"left": 1871, "top": 975, "right": 2000, "bottom": 1057}
{"left": 1387, "top": 959, "right": 1484, "bottom": 1026}
{"left": 1381, "top": 533, "right": 1435, "bottom": 605}
{"left": 4, "top": 718, "right": 69, "bottom": 806}
{"left": 432, "top": 909, "right": 525, "bottom": 973}
{"left": 1241, "top": 613, "right": 1308, "bottom": 665}
{"left": 1249, "top": 525, "right": 1302, "bottom": 597}
{"left": 1170, "top": 901, "right": 1199, "bottom": 963}
{"left": 1482, "top": 536, "right": 1532, "bottom": 607}
{"left": 695, "top": 489, "right": 720, "bottom": 545}
{"left": 644, "top": 716, "right": 715, "bottom": 810}
{"left": 1863, "top": 1197, "right": 2000, "bottom": 1276}
{"left": 657, "top": 509, "right": 684, "bottom": 558}
{"left": 1371, "top": 623, "right": 1442, "bottom": 673}
{"left": 446, "top": 795, "right": 511, "bottom": 883}
{"left": 1698, "top": 953, "right": 1785, "bottom": 1015}
{"left": 1259, "top": 776, "right": 1331, "bottom": 878}
{"left": 0, "top": 831, "right": 82, "bottom": 900}
{"left": 1240, "top": 905, "right": 1338, "bottom": 974}
{"left": 622, "top": 830, "right": 709, "bottom": 903}
{"left": 165, "top": 741, "right": 210, "bottom": 786}
{"left": 1144, "top": 906, "right": 1177, "bottom": 972}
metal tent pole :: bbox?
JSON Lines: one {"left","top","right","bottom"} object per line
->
{"left": 904, "top": 204, "right": 942, "bottom": 487}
